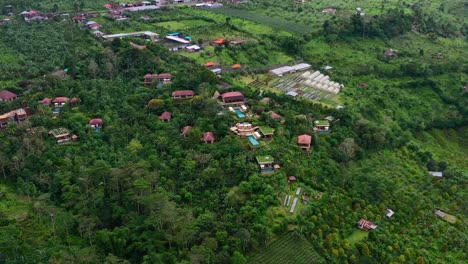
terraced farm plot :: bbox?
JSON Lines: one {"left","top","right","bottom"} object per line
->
{"left": 248, "top": 232, "right": 324, "bottom": 264}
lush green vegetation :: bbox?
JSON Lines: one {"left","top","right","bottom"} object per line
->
{"left": 0, "top": 0, "right": 466, "bottom": 263}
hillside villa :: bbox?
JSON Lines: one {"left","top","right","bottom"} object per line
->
{"left": 298, "top": 134, "right": 312, "bottom": 151}
{"left": 230, "top": 122, "right": 256, "bottom": 136}
{"left": 256, "top": 155, "right": 280, "bottom": 175}
{"left": 89, "top": 118, "right": 103, "bottom": 130}
{"left": 172, "top": 90, "right": 194, "bottom": 99}
{"left": 314, "top": 120, "right": 330, "bottom": 133}
{"left": 258, "top": 126, "right": 274, "bottom": 138}
{"left": 220, "top": 91, "right": 245, "bottom": 106}
{"left": 0, "top": 108, "right": 27, "bottom": 128}
{"left": 144, "top": 73, "right": 172, "bottom": 85}
{"left": 49, "top": 128, "right": 76, "bottom": 144}
{"left": 159, "top": 111, "right": 172, "bottom": 122}
{"left": 202, "top": 131, "right": 215, "bottom": 144}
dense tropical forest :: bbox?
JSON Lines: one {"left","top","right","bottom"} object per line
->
{"left": 0, "top": 0, "right": 466, "bottom": 263}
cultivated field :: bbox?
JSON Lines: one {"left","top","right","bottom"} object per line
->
{"left": 248, "top": 232, "right": 324, "bottom": 264}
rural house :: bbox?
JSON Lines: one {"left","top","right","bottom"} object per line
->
{"left": 298, "top": 134, "right": 312, "bottom": 151}
{"left": 0, "top": 108, "right": 27, "bottom": 128}
{"left": 159, "top": 111, "right": 172, "bottom": 122}
{"left": 255, "top": 155, "right": 279, "bottom": 175}
{"left": 172, "top": 90, "right": 194, "bottom": 99}
{"left": 202, "top": 132, "right": 215, "bottom": 144}
{"left": 314, "top": 120, "right": 330, "bottom": 133}
{"left": 221, "top": 91, "right": 245, "bottom": 106}
{"left": 358, "top": 219, "right": 377, "bottom": 230}
{"left": 89, "top": 118, "right": 103, "bottom": 129}
{"left": 0, "top": 90, "right": 18, "bottom": 101}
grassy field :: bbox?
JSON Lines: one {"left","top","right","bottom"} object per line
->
{"left": 416, "top": 128, "right": 468, "bottom": 170}
{"left": 208, "top": 7, "right": 314, "bottom": 35}
{"left": 347, "top": 230, "right": 369, "bottom": 244}
{"left": 179, "top": 8, "right": 292, "bottom": 36}
{"left": 155, "top": 19, "right": 212, "bottom": 31}
{"left": 248, "top": 232, "right": 324, "bottom": 264}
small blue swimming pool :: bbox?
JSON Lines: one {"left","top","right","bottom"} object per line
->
{"left": 247, "top": 135, "right": 259, "bottom": 147}
{"left": 235, "top": 108, "right": 245, "bottom": 118}
{"left": 95, "top": 128, "right": 101, "bottom": 133}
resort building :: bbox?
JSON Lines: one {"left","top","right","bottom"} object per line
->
{"left": 202, "top": 132, "right": 215, "bottom": 144}
{"left": 172, "top": 90, "right": 194, "bottom": 99}
{"left": 49, "top": 128, "right": 73, "bottom": 144}
{"left": 159, "top": 111, "right": 172, "bottom": 122}
{"left": 257, "top": 126, "right": 274, "bottom": 139}
{"left": 89, "top": 118, "right": 103, "bottom": 129}
{"left": 230, "top": 122, "right": 259, "bottom": 137}
{"left": 298, "top": 134, "right": 312, "bottom": 151}
{"left": 144, "top": 73, "right": 172, "bottom": 85}
{"left": 314, "top": 120, "right": 330, "bottom": 133}
{"left": 256, "top": 155, "right": 279, "bottom": 175}
{"left": 0, "top": 108, "right": 27, "bottom": 128}
{"left": 221, "top": 91, "right": 245, "bottom": 106}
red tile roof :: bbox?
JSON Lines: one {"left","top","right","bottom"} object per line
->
{"left": 232, "top": 64, "right": 241, "bottom": 69}
{"left": 158, "top": 73, "right": 172, "bottom": 78}
{"left": 288, "top": 176, "right": 297, "bottom": 182}
{"left": 204, "top": 61, "right": 215, "bottom": 67}
{"left": 0, "top": 90, "right": 18, "bottom": 100}
{"left": 41, "top": 98, "right": 52, "bottom": 105}
{"left": 213, "top": 38, "right": 225, "bottom": 44}
{"left": 221, "top": 91, "right": 244, "bottom": 99}
{"left": 159, "top": 111, "right": 172, "bottom": 121}
{"left": 298, "top": 134, "right": 312, "bottom": 145}
{"left": 145, "top": 73, "right": 158, "bottom": 79}
{"left": 203, "top": 132, "right": 215, "bottom": 141}
{"left": 70, "top": 97, "right": 78, "bottom": 103}
{"left": 89, "top": 118, "right": 103, "bottom": 125}
{"left": 172, "top": 90, "right": 194, "bottom": 97}
{"left": 53, "top": 97, "right": 69, "bottom": 103}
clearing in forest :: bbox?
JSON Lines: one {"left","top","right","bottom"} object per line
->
{"left": 346, "top": 230, "right": 369, "bottom": 245}
{"left": 248, "top": 232, "right": 324, "bottom": 264}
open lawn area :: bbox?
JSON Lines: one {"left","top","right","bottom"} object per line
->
{"left": 347, "top": 230, "right": 369, "bottom": 245}
{"left": 248, "top": 232, "right": 324, "bottom": 264}
{"left": 155, "top": 19, "right": 212, "bottom": 31}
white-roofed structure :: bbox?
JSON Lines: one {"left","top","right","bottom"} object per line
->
{"left": 165, "top": 35, "right": 191, "bottom": 44}
{"left": 103, "top": 31, "right": 159, "bottom": 42}
{"left": 270, "top": 63, "right": 311, "bottom": 77}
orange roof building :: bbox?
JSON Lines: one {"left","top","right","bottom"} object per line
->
{"left": 232, "top": 64, "right": 241, "bottom": 69}
{"left": 213, "top": 38, "right": 225, "bottom": 45}
{"left": 204, "top": 61, "right": 215, "bottom": 67}
{"left": 298, "top": 134, "right": 312, "bottom": 151}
